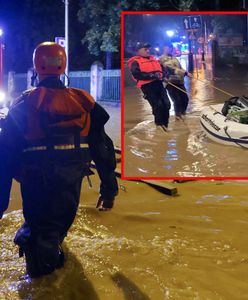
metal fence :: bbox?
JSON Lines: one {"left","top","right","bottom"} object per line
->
{"left": 4, "top": 69, "right": 120, "bottom": 102}
{"left": 13, "top": 73, "right": 27, "bottom": 93}
{"left": 68, "top": 71, "right": 91, "bottom": 92}
{"left": 102, "top": 70, "right": 120, "bottom": 101}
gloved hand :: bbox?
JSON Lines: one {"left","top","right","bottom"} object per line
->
{"left": 96, "top": 196, "right": 115, "bottom": 211}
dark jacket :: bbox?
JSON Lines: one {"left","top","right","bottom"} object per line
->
{"left": 0, "top": 77, "right": 118, "bottom": 217}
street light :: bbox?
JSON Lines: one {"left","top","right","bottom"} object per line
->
{"left": 0, "top": 28, "right": 4, "bottom": 90}
{"left": 0, "top": 91, "right": 5, "bottom": 103}
{"left": 0, "top": 29, "right": 5, "bottom": 106}
{"left": 166, "top": 30, "right": 174, "bottom": 38}
{"left": 63, "top": 0, "right": 69, "bottom": 86}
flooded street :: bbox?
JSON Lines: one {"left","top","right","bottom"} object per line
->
{"left": 3, "top": 8, "right": 248, "bottom": 300}
{"left": 1, "top": 103, "right": 248, "bottom": 299}
{"left": 1, "top": 179, "right": 248, "bottom": 299}
{"left": 124, "top": 57, "right": 248, "bottom": 178}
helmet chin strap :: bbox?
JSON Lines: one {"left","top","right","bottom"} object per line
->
{"left": 63, "top": 73, "right": 70, "bottom": 87}
{"left": 31, "top": 71, "right": 70, "bottom": 87}
{"left": 31, "top": 70, "right": 38, "bottom": 87}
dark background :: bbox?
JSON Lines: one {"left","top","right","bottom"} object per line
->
{"left": 0, "top": 0, "right": 247, "bottom": 73}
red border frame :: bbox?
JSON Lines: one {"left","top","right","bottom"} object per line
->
{"left": 121, "top": 11, "right": 248, "bottom": 181}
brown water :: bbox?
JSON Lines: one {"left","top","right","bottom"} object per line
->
{"left": 124, "top": 64, "right": 248, "bottom": 178}
{"left": 1, "top": 179, "right": 248, "bottom": 299}
{"left": 2, "top": 97, "right": 248, "bottom": 299}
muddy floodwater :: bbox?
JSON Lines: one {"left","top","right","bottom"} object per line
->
{"left": 1, "top": 179, "right": 248, "bottom": 299}
{"left": 1, "top": 97, "right": 248, "bottom": 300}
{"left": 124, "top": 60, "right": 248, "bottom": 178}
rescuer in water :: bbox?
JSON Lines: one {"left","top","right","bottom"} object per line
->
{"left": 127, "top": 42, "right": 171, "bottom": 131}
{"left": 160, "top": 43, "right": 192, "bottom": 121}
{"left": 0, "top": 42, "right": 118, "bottom": 278}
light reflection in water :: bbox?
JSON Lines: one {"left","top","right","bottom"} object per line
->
{"left": 165, "top": 149, "right": 178, "bottom": 161}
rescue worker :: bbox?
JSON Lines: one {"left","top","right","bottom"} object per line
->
{"left": 0, "top": 42, "right": 118, "bottom": 278}
{"left": 127, "top": 42, "right": 170, "bottom": 131}
{"left": 160, "top": 43, "right": 192, "bottom": 121}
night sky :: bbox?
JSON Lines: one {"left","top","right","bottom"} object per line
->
{"left": 158, "top": 0, "right": 246, "bottom": 11}
{"left": 0, "top": 0, "right": 90, "bottom": 73}
{"left": 124, "top": 14, "right": 246, "bottom": 52}
{"left": 0, "top": 0, "right": 247, "bottom": 73}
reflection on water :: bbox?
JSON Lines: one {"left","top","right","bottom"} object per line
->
{"left": 1, "top": 180, "right": 248, "bottom": 299}
{"left": 124, "top": 64, "right": 248, "bottom": 177}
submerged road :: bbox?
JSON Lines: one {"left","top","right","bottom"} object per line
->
{"left": 1, "top": 102, "right": 248, "bottom": 299}
{"left": 124, "top": 58, "right": 248, "bottom": 178}
{"left": 1, "top": 179, "right": 248, "bottom": 299}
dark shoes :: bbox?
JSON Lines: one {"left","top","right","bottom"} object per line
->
{"left": 25, "top": 244, "right": 65, "bottom": 278}
{"left": 96, "top": 196, "right": 115, "bottom": 211}
{"left": 16, "top": 240, "right": 65, "bottom": 278}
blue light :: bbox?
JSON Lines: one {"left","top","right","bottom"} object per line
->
{"left": 166, "top": 30, "right": 174, "bottom": 38}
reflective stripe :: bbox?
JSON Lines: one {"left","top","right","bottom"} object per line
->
{"left": 23, "top": 143, "right": 89, "bottom": 152}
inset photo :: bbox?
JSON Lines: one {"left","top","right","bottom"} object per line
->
{"left": 122, "top": 12, "right": 248, "bottom": 179}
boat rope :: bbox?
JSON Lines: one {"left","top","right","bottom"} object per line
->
{"left": 194, "top": 77, "right": 235, "bottom": 97}
{"left": 223, "top": 126, "right": 248, "bottom": 150}
{"left": 167, "top": 77, "right": 235, "bottom": 100}
{"left": 166, "top": 82, "right": 202, "bottom": 102}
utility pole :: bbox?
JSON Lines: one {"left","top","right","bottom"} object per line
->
{"left": 243, "top": 0, "right": 247, "bottom": 9}
{"left": 204, "top": 21, "right": 207, "bottom": 53}
{"left": 188, "top": 33, "right": 194, "bottom": 72}
{"left": 64, "top": 0, "right": 69, "bottom": 86}
{"left": 215, "top": 0, "right": 220, "bottom": 10}
{"left": 201, "top": 16, "right": 205, "bottom": 62}
{"left": 243, "top": 0, "right": 248, "bottom": 46}
{"left": 0, "top": 29, "right": 3, "bottom": 89}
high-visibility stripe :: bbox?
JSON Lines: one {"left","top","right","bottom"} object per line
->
{"left": 23, "top": 143, "right": 89, "bottom": 152}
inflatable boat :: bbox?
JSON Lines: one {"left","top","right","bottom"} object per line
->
{"left": 200, "top": 104, "right": 248, "bottom": 148}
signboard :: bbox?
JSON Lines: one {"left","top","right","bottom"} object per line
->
{"left": 55, "top": 37, "right": 65, "bottom": 48}
{"left": 183, "top": 15, "right": 202, "bottom": 30}
{"left": 183, "top": 17, "right": 190, "bottom": 30}
{"left": 189, "top": 15, "right": 202, "bottom": 29}
{"left": 189, "top": 31, "right": 197, "bottom": 40}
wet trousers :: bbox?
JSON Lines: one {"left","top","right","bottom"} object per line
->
{"left": 141, "top": 80, "right": 171, "bottom": 127}
{"left": 14, "top": 149, "right": 90, "bottom": 278}
{"left": 166, "top": 84, "right": 189, "bottom": 118}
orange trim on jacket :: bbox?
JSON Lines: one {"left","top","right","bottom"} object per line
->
{"left": 127, "top": 55, "right": 162, "bottom": 88}
{"left": 23, "top": 87, "right": 95, "bottom": 141}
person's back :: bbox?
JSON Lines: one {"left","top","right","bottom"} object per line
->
{"left": 0, "top": 42, "right": 118, "bottom": 278}
{"left": 127, "top": 42, "right": 170, "bottom": 130}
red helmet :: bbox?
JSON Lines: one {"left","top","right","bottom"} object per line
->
{"left": 33, "top": 42, "right": 67, "bottom": 76}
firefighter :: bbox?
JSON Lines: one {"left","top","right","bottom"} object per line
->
{"left": 160, "top": 43, "right": 192, "bottom": 121}
{"left": 0, "top": 42, "right": 118, "bottom": 278}
{"left": 127, "top": 42, "right": 170, "bottom": 131}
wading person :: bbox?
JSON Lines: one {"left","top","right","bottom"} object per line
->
{"left": 127, "top": 42, "right": 171, "bottom": 131}
{"left": 0, "top": 42, "right": 118, "bottom": 278}
{"left": 160, "top": 43, "right": 192, "bottom": 121}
